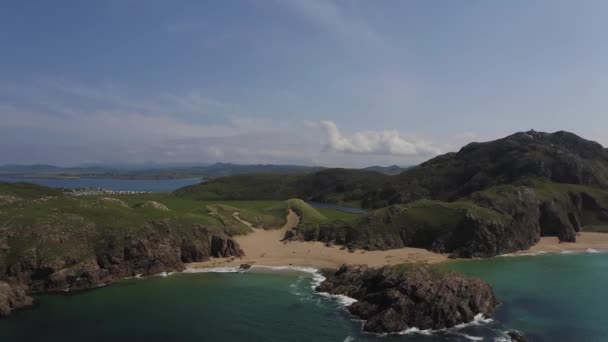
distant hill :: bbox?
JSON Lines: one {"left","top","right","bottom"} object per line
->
{"left": 0, "top": 163, "right": 323, "bottom": 179}
{"left": 175, "top": 130, "right": 608, "bottom": 257}
{"left": 362, "top": 165, "right": 409, "bottom": 175}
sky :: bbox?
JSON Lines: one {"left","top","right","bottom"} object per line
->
{"left": 1, "top": 0, "right": 607, "bottom": 167}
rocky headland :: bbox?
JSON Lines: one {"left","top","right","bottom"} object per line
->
{"left": 316, "top": 265, "right": 499, "bottom": 333}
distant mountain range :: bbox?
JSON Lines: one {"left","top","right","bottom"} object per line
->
{"left": 0, "top": 163, "right": 409, "bottom": 179}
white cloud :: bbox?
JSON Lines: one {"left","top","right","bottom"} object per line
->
{"left": 320, "top": 120, "right": 442, "bottom": 157}
{"left": 0, "top": 78, "right": 448, "bottom": 167}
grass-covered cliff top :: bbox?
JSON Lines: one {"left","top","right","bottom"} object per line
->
{"left": 0, "top": 182, "right": 362, "bottom": 268}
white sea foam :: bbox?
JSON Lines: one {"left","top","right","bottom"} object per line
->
{"left": 250, "top": 265, "right": 359, "bottom": 307}
{"left": 182, "top": 264, "right": 358, "bottom": 306}
{"left": 183, "top": 265, "right": 501, "bottom": 339}
{"left": 397, "top": 327, "right": 433, "bottom": 336}
{"left": 394, "top": 313, "right": 493, "bottom": 337}
{"left": 156, "top": 271, "right": 176, "bottom": 277}
{"left": 587, "top": 248, "right": 599, "bottom": 253}
{"left": 455, "top": 313, "right": 494, "bottom": 328}
{"left": 499, "top": 251, "right": 546, "bottom": 257}
{"left": 183, "top": 266, "right": 242, "bottom": 273}
{"left": 560, "top": 250, "right": 574, "bottom": 254}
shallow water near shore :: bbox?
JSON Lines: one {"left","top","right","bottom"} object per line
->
{"left": 1, "top": 253, "right": 607, "bottom": 341}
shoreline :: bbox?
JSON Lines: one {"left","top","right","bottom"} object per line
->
{"left": 186, "top": 210, "right": 608, "bottom": 271}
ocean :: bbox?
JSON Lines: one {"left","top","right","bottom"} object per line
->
{"left": 1, "top": 252, "right": 606, "bottom": 341}
{"left": 0, "top": 177, "right": 202, "bottom": 192}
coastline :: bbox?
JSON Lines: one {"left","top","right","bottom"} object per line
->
{"left": 186, "top": 211, "right": 608, "bottom": 271}
{"left": 187, "top": 210, "right": 447, "bottom": 270}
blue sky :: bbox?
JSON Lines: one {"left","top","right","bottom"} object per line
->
{"left": 1, "top": 0, "right": 607, "bottom": 167}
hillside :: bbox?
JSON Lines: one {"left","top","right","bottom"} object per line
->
{"left": 175, "top": 168, "right": 390, "bottom": 206}
{"left": 177, "top": 131, "right": 608, "bottom": 256}
{"left": 363, "top": 130, "right": 608, "bottom": 206}
{"left": 0, "top": 183, "right": 333, "bottom": 316}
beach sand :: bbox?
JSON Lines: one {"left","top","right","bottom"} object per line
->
{"left": 187, "top": 210, "right": 447, "bottom": 270}
{"left": 186, "top": 210, "right": 608, "bottom": 270}
{"left": 510, "top": 232, "right": 608, "bottom": 255}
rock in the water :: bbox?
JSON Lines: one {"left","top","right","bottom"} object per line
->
{"left": 506, "top": 330, "right": 528, "bottom": 342}
{"left": 0, "top": 282, "right": 33, "bottom": 317}
{"left": 316, "top": 265, "right": 498, "bottom": 333}
{"left": 239, "top": 264, "right": 252, "bottom": 270}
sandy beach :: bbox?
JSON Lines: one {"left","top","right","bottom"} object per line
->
{"left": 510, "top": 232, "right": 608, "bottom": 255}
{"left": 186, "top": 210, "right": 608, "bottom": 270}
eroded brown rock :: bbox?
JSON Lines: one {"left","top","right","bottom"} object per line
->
{"left": 0, "top": 281, "right": 33, "bottom": 317}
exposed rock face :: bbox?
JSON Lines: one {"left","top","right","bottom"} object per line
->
{"left": 317, "top": 265, "right": 498, "bottom": 333}
{"left": 0, "top": 281, "right": 33, "bottom": 317}
{"left": 437, "top": 186, "right": 543, "bottom": 257}
{"left": 2, "top": 223, "right": 243, "bottom": 295}
{"left": 539, "top": 202, "right": 577, "bottom": 242}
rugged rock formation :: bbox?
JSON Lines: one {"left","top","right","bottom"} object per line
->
{"left": 316, "top": 265, "right": 498, "bottom": 333}
{"left": 0, "top": 281, "right": 33, "bottom": 317}
{"left": 1, "top": 223, "right": 243, "bottom": 295}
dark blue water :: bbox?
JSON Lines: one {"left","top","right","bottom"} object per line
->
{"left": 0, "top": 177, "right": 202, "bottom": 192}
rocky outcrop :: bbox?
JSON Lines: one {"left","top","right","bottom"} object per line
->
{"left": 506, "top": 330, "right": 528, "bottom": 342}
{"left": 0, "top": 281, "right": 33, "bottom": 317}
{"left": 2, "top": 223, "right": 243, "bottom": 295}
{"left": 316, "top": 265, "right": 498, "bottom": 333}
{"left": 539, "top": 202, "right": 577, "bottom": 242}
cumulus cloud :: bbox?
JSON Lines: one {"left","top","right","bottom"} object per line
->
{"left": 320, "top": 120, "right": 442, "bottom": 157}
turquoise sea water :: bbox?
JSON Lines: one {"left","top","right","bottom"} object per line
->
{"left": 0, "top": 177, "right": 202, "bottom": 192}
{"left": 1, "top": 253, "right": 607, "bottom": 341}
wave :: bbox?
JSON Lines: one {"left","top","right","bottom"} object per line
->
{"left": 499, "top": 251, "right": 546, "bottom": 257}
{"left": 393, "top": 313, "right": 494, "bottom": 337}
{"left": 156, "top": 271, "right": 176, "bottom": 277}
{"left": 587, "top": 248, "right": 599, "bottom": 253}
{"left": 183, "top": 264, "right": 359, "bottom": 307}
{"left": 250, "top": 265, "right": 359, "bottom": 307}
{"left": 183, "top": 266, "right": 242, "bottom": 273}
{"left": 343, "top": 336, "right": 355, "bottom": 342}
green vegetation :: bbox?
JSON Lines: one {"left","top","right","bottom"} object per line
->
{"left": 174, "top": 174, "right": 300, "bottom": 200}
{"left": 0, "top": 182, "right": 62, "bottom": 199}
{"left": 0, "top": 182, "right": 353, "bottom": 268}
{"left": 293, "top": 199, "right": 506, "bottom": 251}
{"left": 174, "top": 169, "right": 390, "bottom": 206}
